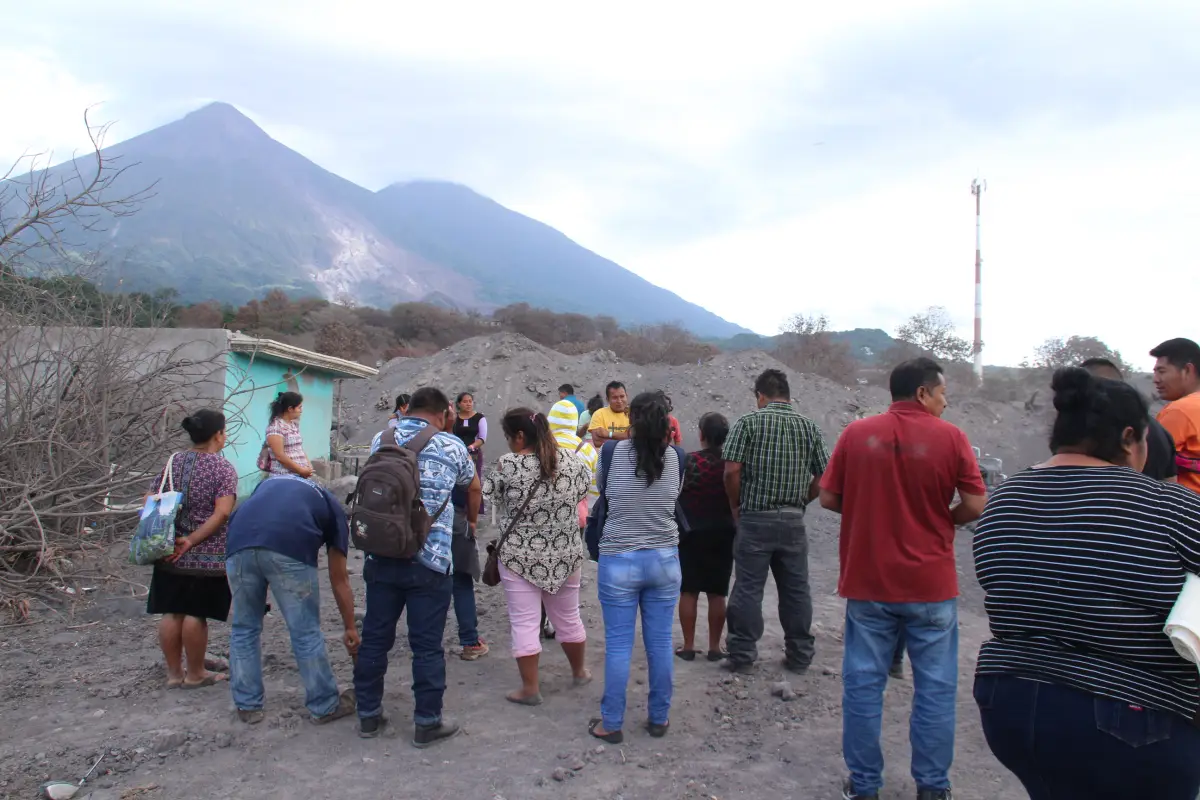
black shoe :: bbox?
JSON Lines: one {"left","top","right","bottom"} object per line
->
{"left": 646, "top": 720, "right": 669, "bottom": 738}
{"left": 358, "top": 714, "right": 387, "bottom": 739}
{"left": 889, "top": 661, "right": 906, "bottom": 679}
{"left": 721, "top": 659, "right": 754, "bottom": 674}
{"left": 917, "top": 789, "right": 952, "bottom": 800}
{"left": 413, "top": 719, "right": 461, "bottom": 749}
{"left": 782, "top": 659, "right": 810, "bottom": 675}
{"left": 842, "top": 778, "right": 879, "bottom": 800}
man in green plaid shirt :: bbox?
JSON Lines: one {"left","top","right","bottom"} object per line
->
{"left": 722, "top": 368, "right": 830, "bottom": 673}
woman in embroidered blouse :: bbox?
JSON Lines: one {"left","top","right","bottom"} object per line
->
{"left": 483, "top": 408, "right": 592, "bottom": 705}
{"left": 265, "top": 391, "right": 312, "bottom": 478}
{"left": 454, "top": 392, "right": 487, "bottom": 511}
{"left": 146, "top": 409, "right": 239, "bottom": 689}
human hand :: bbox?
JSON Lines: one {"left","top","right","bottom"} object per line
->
{"left": 165, "top": 536, "right": 194, "bottom": 563}
{"left": 467, "top": 521, "right": 478, "bottom": 540}
{"left": 343, "top": 626, "right": 361, "bottom": 656}
{"left": 300, "top": 466, "right": 315, "bottom": 478}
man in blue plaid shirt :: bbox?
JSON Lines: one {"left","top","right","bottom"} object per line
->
{"left": 722, "top": 368, "right": 830, "bottom": 673}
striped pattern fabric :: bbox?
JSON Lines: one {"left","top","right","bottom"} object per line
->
{"left": 549, "top": 399, "right": 598, "bottom": 498}
{"left": 973, "top": 465, "right": 1200, "bottom": 719}
{"left": 721, "top": 402, "right": 830, "bottom": 513}
{"left": 600, "top": 440, "right": 683, "bottom": 556}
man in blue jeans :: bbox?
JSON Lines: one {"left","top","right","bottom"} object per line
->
{"left": 354, "top": 387, "right": 480, "bottom": 747}
{"left": 225, "top": 474, "right": 359, "bottom": 725}
{"left": 820, "top": 358, "right": 987, "bottom": 800}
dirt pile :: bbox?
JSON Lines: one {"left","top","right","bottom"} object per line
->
{"left": 341, "top": 333, "right": 1053, "bottom": 470}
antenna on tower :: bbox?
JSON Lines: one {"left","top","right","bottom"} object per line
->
{"left": 971, "top": 178, "right": 986, "bottom": 382}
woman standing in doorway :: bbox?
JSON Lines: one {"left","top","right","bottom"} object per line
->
{"left": 148, "top": 409, "right": 238, "bottom": 689}
{"left": 265, "top": 391, "right": 312, "bottom": 478}
{"left": 454, "top": 392, "right": 487, "bottom": 511}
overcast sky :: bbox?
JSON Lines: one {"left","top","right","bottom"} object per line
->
{"left": 5, "top": 0, "right": 1199, "bottom": 368}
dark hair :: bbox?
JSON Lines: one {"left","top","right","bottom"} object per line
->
{"left": 1150, "top": 338, "right": 1200, "bottom": 373}
{"left": 1080, "top": 358, "right": 1122, "bottom": 380}
{"left": 501, "top": 407, "right": 558, "bottom": 481}
{"left": 629, "top": 392, "right": 670, "bottom": 485}
{"left": 586, "top": 394, "right": 604, "bottom": 414}
{"left": 559, "top": 383, "right": 574, "bottom": 395}
{"left": 754, "top": 369, "right": 789, "bottom": 400}
{"left": 456, "top": 392, "right": 474, "bottom": 405}
{"left": 656, "top": 391, "right": 674, "bottom": 413}
{"left": 269, "top": 391, "right": 303, "bottom": 422}
{"left": 409, "top": 387, "right": 451, "bottom": 414}
{"left": 394, "top": 393, "right": 411, "bottom": 412}
{"left": 1049, "top": 367, "right": 1149, "bottom": 463}
{"left": 698, "top": 412, "right": 729, "bottom": 450}
{"left": 181, "top": 409, "right": 226, "bottom": 444}
{"left": 605, "top": 381, "right": 626, "bottom": 400}
{"left": 889, "top": 358, "right": 944, "bottom": 401}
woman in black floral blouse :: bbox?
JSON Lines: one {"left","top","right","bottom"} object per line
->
{"left": 483, "top": 408, "right": 592, "bottom": 705}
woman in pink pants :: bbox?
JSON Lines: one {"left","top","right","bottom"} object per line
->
{"left": 483, "top": 408, "right": 593, "bottom": 705}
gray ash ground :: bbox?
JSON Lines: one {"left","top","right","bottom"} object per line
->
{"left": 2, "top": 337, "right": 1050, "bottom": 799}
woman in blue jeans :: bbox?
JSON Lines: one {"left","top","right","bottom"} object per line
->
{"left": 589, "top": 392, "right": 684, "bottom": 744}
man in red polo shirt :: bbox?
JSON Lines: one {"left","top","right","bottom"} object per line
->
{"left": 820, "top": 357, "right": 987, "bottom": 800}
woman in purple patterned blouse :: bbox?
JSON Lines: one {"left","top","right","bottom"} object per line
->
{"left": 146, "top": 409, "right": 238, "bottom": 689}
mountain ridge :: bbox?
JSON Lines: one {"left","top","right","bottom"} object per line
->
{"left": 33, "top": 102, "right": 749, "bottom": 337}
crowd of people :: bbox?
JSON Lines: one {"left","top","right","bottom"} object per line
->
{"left": 140, "top": 336, "right": 1200, "bottom": 800}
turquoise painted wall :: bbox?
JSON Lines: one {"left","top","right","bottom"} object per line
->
{"left": 222, "top": 352, "right": 336, "bottom": 498}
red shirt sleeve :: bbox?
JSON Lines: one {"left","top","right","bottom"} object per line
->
{"left": 820, "top": 432, "right": 848, "bottom": 494}
{"left": 955, "top": 431, "right": 988, "bottom": 496}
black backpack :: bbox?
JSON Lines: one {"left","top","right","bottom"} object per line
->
{"left": 349, "top": 424, "right": 450, "bottom": 559}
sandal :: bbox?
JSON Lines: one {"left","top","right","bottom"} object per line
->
{"left": 183, "top": 673, "right": 227, "bottom": 689}
{"left": 588, "top": 718, "right": 624, "bottom": 744}
{"left": 505, "top": 691, "right": 543, "bottom": 706}
{"left": 706, "top": 650, "right": 728, "bottom": 662}
{"left": 166, "top": 678, "right": 184, "bottom": 690}
{"left": 674, "top": 648, "right": 697, "bottom": 662}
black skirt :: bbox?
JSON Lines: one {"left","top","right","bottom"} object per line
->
{"left": 679, "top": 526, "right": 736, "bottom": 596}
{"left": 146, "top": 565, "right": 232, "bottom": 621}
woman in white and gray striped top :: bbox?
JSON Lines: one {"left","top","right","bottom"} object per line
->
{"left": 588, "top": 392, "right": 683, "bottom": 745}
{"left": 973, "top": 367, "right": 1200, "bottom": 800}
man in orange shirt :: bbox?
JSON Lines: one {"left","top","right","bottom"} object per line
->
{"left": 1151, "top": 337, "right": 1200, "bottom": 493}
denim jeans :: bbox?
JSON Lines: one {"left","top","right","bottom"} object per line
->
{"left": 226, "top": 548, "right": 340, "bottom": 718}
{"left": 598, "top": 547, "right": 682, "bottom": 730}
{"left": 842, "top": 599, "right": 958, "bottom": 796}
{"left": 353, "top": 555, "right": 453, "bottom": 726}
{"left": 726, "top": 507, "right": 813, "bottom": 667}
{"left": 453, "top": 572, "right": 479, "bottom": 647}
{"left": 975, "top": 675, "right": 1200, "bottom": 800}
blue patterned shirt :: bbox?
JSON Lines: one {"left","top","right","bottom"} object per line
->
{"left": 370, "top": 418, "right": 475, "bottom": 574}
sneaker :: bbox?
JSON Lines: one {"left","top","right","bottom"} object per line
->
{"left": 460, "top": 640, "right": 490, "bottom": 661}
{"left": 359, "top": 714, "right": 388, "bottom": 739}
{"left": 782, "top": 658, "right": 810, "bottom": 675}
{"left": 842, "top": 777, "right": 879, "bottom": 800}
{"left": 237, "top": 709, "right": 265, "bottom": 725}
{"left": 917, "top": 789, "right": 952, "bottom": 800}
{"left": 413, "top": 719, "right": 461, "bottom": 749}
{"left": 311, "top": 689, "right": 356, "bottom": 725}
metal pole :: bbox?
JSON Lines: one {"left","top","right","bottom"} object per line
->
{"left": 971, "top": 178, "right": 986, "bottom": 382}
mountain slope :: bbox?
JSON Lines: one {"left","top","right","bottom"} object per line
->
{"left": 372, "top": 181, "right": 746, "bottom": 336}
{"left": 28, "top": 102, "right": 746, "bottom": 336}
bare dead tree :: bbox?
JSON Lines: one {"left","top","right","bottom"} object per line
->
{"left": 0, "top": 108, "right": 154, "bottom": 274}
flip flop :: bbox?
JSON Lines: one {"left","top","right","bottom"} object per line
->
{"left": 572, "top": 671, "right": 593, "bottom": 687}
{"left": 505, "top": 691, "right": 543, "bottom": 706}
{"left": 675, "top": 648, "right": 697, "bottom": 662}
{"left": 707, "top": 650, "right": 728, "bottom": 662}
{"left": 166, "top": 678, "right": 184, "bottom": 689}
{"left": 182, "top": 673, "right": 227, "bottom": 689}
{"left": 588, "top": 718, "right": 624, "bottom": 744}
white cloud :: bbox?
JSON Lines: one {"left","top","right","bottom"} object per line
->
{"left": 0, "top": 48, "right": 113, "bottom": 171}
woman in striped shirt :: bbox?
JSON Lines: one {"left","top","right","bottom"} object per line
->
{"left": 264, "top": 391, "right": 312, "bottom": 478}
{"left": 589, "top": 392, "right": 683, "bottom": 744}
{"left": 973, "top": 367, "right": 1200, "bottom": 800}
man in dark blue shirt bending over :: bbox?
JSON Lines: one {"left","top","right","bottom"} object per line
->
{"left": 225, "top": 474, "right": 360, "bottom": 725}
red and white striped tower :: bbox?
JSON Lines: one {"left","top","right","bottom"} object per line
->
{"left": 971, "top": 178, "right": 986, "bottom": 382}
